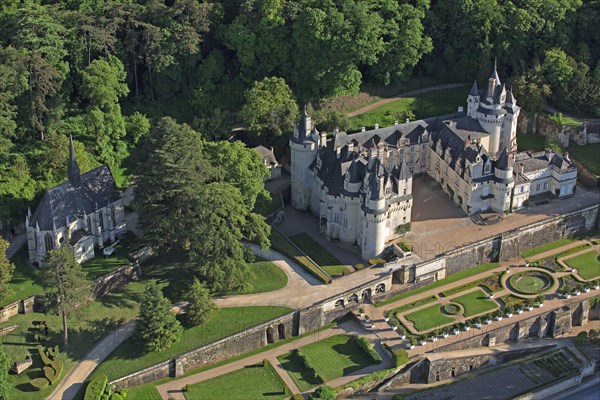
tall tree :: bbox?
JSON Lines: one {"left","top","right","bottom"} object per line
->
{"left": 0, "top": 239, "right": 15, "bottom": 302}
{"left": 41, "top": 246, "right": 92, "bottom": 346}
{"left": 0, "top": 343, "right": 10, "bottom": 400}
{"left": 185, "top": 277, "right": 215, "bottom": 326}
{"left": 136, "top": 280, "right": 183, "bottom": 353}
{"left": 240, "top": 77, "right": 299, "bottom": 142}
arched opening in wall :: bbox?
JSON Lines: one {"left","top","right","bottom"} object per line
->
{"left": 451, "top": 367, "right": 455, "bottom": 377}
{"left": 361, "top": 289, "right": 372, "bottom": 302}
{"left": 436, "top": 371, "right": 440, "bottom": 381}
{"left": 266, "top": 327, "right": 275, "bottom": 344}
{"left": 375, "top": 283, "right": 386, "bottom": 293}
{"left": 44, "top": 233, "right": 54, "bottom": 253}
{"left": 335, "top": 299, "right": 345, "bottom": 308}
{"left": 278, "top": 323, "right": 286, "bottom": 340}
{"left": 348, "top": 294, "right": 359, "bottom": 303}
{"left": 469, "top": 364, "right": 473, "bottom": 371}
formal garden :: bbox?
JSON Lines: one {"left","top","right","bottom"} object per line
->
{"left": 277, "top": 334, "right": 379, "bottom": 392}
{"left": 563, "top": 250, "right": 600, "bottom": 281}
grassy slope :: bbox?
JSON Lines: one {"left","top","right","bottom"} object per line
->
{"left": 347, "top": 86, "right": 468, "bottom": 132}
{"left": 567, "top": 143, "right": 600, "bottom": 177}
{"left": 184, "top": 362, "right": 291, "bottom": 400}
{"left": 404, "top": 304, "right": 455, "bottom": 332}
{"left": 452, "top": 289, "right": 498, "bottom": 317}
{"left": 521, "top": 238, "right": 579, "bottom": 259}
{"left": 288, "top": 234, "right": 345, "bottom": 268}
{"left": 564, "top": 251, "right": 600, "bottom": 280}
{"left": 2, "top": 247, "right": 43, "bottom": 307}
{"left": 91, "top": 306, "right": 294, "bottom": 381}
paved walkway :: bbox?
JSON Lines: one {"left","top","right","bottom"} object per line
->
{"left": 155, "top": 321, "right": 388, "bottom": 400}
{"left": 48, "top": 321, "right": 136, "bottom": 400}
{"left": 346, "top": 83, "right": 469, "bottom": 117}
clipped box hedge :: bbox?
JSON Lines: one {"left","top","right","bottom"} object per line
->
{"left": 30, "top": 377, "right": 50, "bottom": 390}
{"left": 355, "top": 336, "right": 382, "bottom": 364}
{"left": 84, "top": 373, "right": 108, "bottom": 400}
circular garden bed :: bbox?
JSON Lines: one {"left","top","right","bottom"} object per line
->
{"left": 441, "top": 303, "right": 462, "bottom": 315}
{"left": 508, "top": 271, "right": 554, "bottom": 295}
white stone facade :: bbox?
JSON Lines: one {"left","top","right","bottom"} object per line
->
{"left": 290, "top": 66, "right": 577, "bottom": 259}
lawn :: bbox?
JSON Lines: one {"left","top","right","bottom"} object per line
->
{"left": 404, "top": 304, "right": 455, "bottom": 332}
{"left": 91, "top": 306, "right": 294, "bottom": 381}
{"left": 288, "top": 233, "right": 346, "bottom": 276}
{"left": 452, "top": 289, "right": 498, "bottom": 317}
{"left": 183, "top": 361, "right": 291, "bottom": 400}
{"left": 517, "top": 133, "right": 546, "bottom": 152}
{"left": 347, "top": 86, "right": 469, "bottom": 132}
{"left": 564, "top": 250, "right": 600, "bottom": 280}
{"left": 375, "top": 262, "right": 499, "bottom": 307}
{"left": 521, "top": 238, "right": 580, "bottom": 259}
{"left": 237, "top": 260, "right": 288, "bottom": 294}
{"left": 278, "top": 335, "right": 375, "bottom": 390}
{"left": 1, "top": 279, "right": 147, "bottom": 400}
{"left": 269, "top": 230, "right": 332, "bottom": 284}
{"left": 126, "top": 384, "right": 162, "bottom": 400}
{"left": 1, "top": 247, "right": 43, "bottom": 307}
{"left": 567, "top": 143, "right": 600, "bottom": 177}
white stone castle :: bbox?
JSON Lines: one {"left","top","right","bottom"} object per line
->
{"left": 290, "top": 65, "right": 577, "bottom": 260}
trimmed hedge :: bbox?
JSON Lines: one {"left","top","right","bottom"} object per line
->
{"left": 85, "top": 374, "right": 108, "bottom": 400}
{"left": 30, "top": 377, "right": 50, "bottom": 390}
{"left": 386, "top": 346, "right": 408, "bottom": 368}
{"left": 294, "top": 349, "right": 322, "bottom": 383}
{"left": 354, "top": 336, "right": 382, "bottom": 363}
{"left": 37, "top": 345, "right": 52, "bottom": 366}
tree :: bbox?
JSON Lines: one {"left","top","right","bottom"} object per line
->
{"left": 310, "top": 385, "right": 336, "bottom": 400}
{"left": 0, "top": 343, "right": 9, "bottom": 400}
{"left": 136, "top": 280, "right": 183, "bottom": 353}
{"left": 124, "top": 112, "right": 150, "bottom": 145}
{"left": 543, "top": 49, "right": 575, "bottom": 90}
{"left": 0, "top": 239, "right": 15, "bottom": 302}
{"left": 240, "top": 77, "right": 298, "bottom": 142}
{"left": 41, "top": 246, "right": 92, "bottom": 346}
{"left": 185, "top": 278, "right": 215, "bottom": 326}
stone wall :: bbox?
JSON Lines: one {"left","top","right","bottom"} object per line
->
{"left": 0, "top": 296, "right": 37, "bottom": 323}
{"left": 92, "top": 263, "right": 141, "bottom": 298}
{"left": 442, "top": 236, "right": 500, "bottom": 275}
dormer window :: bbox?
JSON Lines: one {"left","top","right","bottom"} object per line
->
{"left": 484, "top": 163, "right": 491, "bottom": 174}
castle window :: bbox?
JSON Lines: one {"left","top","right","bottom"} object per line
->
{"left": 544, "top": 182, "right": 548, "bottom": 190}
{"left": 87, "top": 216, "right": 93, "bottom": 232}
{"left": 111, "top": 206, "right": 116, "bottom": 225}
{"left": 99, "top": 211, "right": 104, "bottom": 231}
{"left": 44, "top": 233, "right": 54, "bottom": 253}
{"left": 334, "top": 213, "right": 339, "bottom": 223}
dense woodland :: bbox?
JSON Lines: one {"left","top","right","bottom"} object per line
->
{"left": 1, "top": 0, "right": 599, "bottom": 232}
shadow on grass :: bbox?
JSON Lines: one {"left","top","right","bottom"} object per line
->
{"left": 278, "top": 352, "right": 322, "bottom": 388}
{"left": 331, "top": 340, "right": 374, "bottom": 377}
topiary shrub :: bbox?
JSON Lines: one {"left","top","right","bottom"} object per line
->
{"left": 576, "top": 331, "right": 588, "bottom": 346}
{"left": 384, "top": 344, "right": 408, "bottom": 367}
{"left": 30, "top": 377, "right": 50, "bottom": 390}
{"left": 355, "top": 263, "right": 365, "bottom": 270}
{"left": 342, "top": 266, "right": 353, "bottom": 275}
{"left": 37, "top": 345, "right": 52, "bottom": 366}
{"left": 84, "top": 374, "right": 108, "bottom": 400}
{"left": 355, "top": 336, "right": 382, "bottom": 363}
{"left": 47, "top": 360, "right": 64, "bottom": 385}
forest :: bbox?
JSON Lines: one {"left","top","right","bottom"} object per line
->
{"left": 0, "top": 0, "right": 599, "bottom": 230}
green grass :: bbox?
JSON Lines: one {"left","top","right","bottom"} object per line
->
{"left": 564, "top": 250, "right": 600, "bottom": 280}
{"left": 404, "top": 304, "right": 455, "bottom": 332}
{"left": 269, "top": 230, "right": 332, "bottom": 284}
{"left": 127, "top": 384, "right": 162, "bottom": 400}
{"left": 567, "top": 143, "right": 600, "bottom": 177}
{"left": 91, "top": 306, "right": 294, "bottom": 381}
{"left": 2, "top": 247, "right": 43, "bottom": 307}
{"left": 254, "top": 191, "right": 283, "bottom": 216}
{"left": 233, "top": 260, "right": 288, "bottom": 294}
{"left": 521, "top": 238, "right": 580, "bottom": 259}
{"left": 375, "top": 262, "right": 500, "bottom": 307}
{"left": 288, "top": 233, "right": 346, "bottom": 276}
{"left": 183, "top": 361, "right": 291, "bottom": 400}
{"left": 452, "top": 289, "right": 498, "bottom": 317}
{"left": 517, "top": 133, "right": 547, "bottom": 152}
{"left": 277, "top": 351, "right": 322, "bottom": 392}
{"left": 347, "top": 86, "right": 468, "bottom": 132}
{"left": 278, "top": 335, "right": 375, "bottom": 390}
{"left": 389, "top": 295, "right": 437, "bottom": 315}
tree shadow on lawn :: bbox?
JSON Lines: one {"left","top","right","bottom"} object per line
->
{"left": 331, "top": 341, "right": 373, "bottom": 376}
{"left": 142, "top": 253, "right": 199, "bottom": 302}
{"left": 278, "top": 352, "right": 322, "bottom": 387}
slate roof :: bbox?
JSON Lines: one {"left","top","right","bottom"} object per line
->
{"left": 30, "top": 165, "right": 121, "bottom": 231}
{"left": 514, "top": 151, "right": 575, "bottom": 175}
{"left": 253, "top": 145, "right": 279, "bottom": 166}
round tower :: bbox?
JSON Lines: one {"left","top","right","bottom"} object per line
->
{"left": 290, "top": 107, "right": 318, "bottom": 210}
{"left": 361, "top": 211, "right": 386, "bottom": 260}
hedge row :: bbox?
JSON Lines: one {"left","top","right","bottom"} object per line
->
{"left": 354, "top": 336, "right": 382, "bottom": 364}
{"left": 384, "top": 344, "right": 408, "bottom": 368}
{"left": 84, "top": 374, "right": 108, "bottom": 400}
{"left": 294, "top": 349, "right": 322, "bottom": 383}
{"left": 270, "top": 229, "right": 332, "bottom": 284}
{"left": 389, "top": 295, "right": 437, "bottom": 315}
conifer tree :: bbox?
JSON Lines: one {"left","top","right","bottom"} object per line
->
{"left": 185, "top": 278, "right": 215, "bottom": 327}
{"left": 0, "top": 239, "right": 14, "bottom": 301}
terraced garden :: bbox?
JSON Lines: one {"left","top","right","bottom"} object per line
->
{"left": 404, "top": 304, "right": 456, "bottom": 332}
{"left": 451, "top": 289, "right": 498, "bottom": 317}
{"left": 564, "top": 250, "right": 600, "bottom": 280}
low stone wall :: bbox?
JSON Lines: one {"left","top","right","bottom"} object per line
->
{"left": 513, "top": 374, "right": 582, "bottom": 400}
{"left": 92, "top": 263, "right": 141, "bottom": 298}
{"left": 0, "top": 296, "right": 37, "bottom": 323}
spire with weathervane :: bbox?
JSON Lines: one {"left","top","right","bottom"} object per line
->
{"left": 68, "top": 135, "right": 81, "bottom": 188}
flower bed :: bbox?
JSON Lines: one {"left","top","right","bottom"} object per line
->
{"left": 442, "top": 303, "right": 462, "bottom": 315}
{"left": 508, "top": 271, "right": 554, "bottom": 295}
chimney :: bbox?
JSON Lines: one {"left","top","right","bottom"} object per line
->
{"left": 519, "top": 163, "right": 524, "bottom": 174}
{"left": 544, "top": 148, "right": 554, "bottom": 161}
{"left": 394, "top": 121, "right": 398, "bottom": 125}
{"left": 320, "top": 131, "right": 327, "bottom": 148}
{"left": 361, "top": 127, "right": 366, "bottom": 132}
{"left": 405, "top": 118, "right": 410, "bottom": 123}
{"left": 374, "top": 124, "right": 379, "bottom": 130}
{"left": 348, "top": 141, "right": 354, "bottom": 153}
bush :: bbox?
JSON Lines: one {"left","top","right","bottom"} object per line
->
{"left": 395, "top": 223, "right": 411, "bottom": 235}
{"left": 385, "top": 345, "right": 408, "bottom": 367}
{"left": 37, "top": 345, "right": 52, "bottom": 366}
{"left": 310, "top": 385, "right": 336, "bottom": 400}
{"left": 84, "top": 374, "right": 108, "bottom": 400}
{"left": 355, "top": 336, "right": 382, "bottom": 363}
{"left": 30, "top": 377, "right": 50, "bottom": 390}
{"left": 48, "top": 360, "right": 64, "bottom": 385}
{"left": 355, "top": 263, "right": 365, "bottom": 270}
{"left": 290, "top": 394, "right": 304, "bottom": 400}
{"left": 342, "top": 266, "right": 353, "bottom": 275}
{"left": 576, "top": 331, "right": 588, "bottom": 346}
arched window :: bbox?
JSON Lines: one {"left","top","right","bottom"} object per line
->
{"left": 44, "top": 233, "right": 54, "bottom": 253}
{"left": 111, "top": 206, "right": 116, "bottom": 225}
{"left": 99, "top": 211, "right": 104, "bottom": 231}
{"left": 87, "top": 216, "right": 93, "bottom": 232}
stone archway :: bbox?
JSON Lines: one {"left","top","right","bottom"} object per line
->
{"left": 335, "top": 299, "right": 345, "bottom": 308}
{"left": 375, "top": 283, "right": 386, "bottom": 293}
{"left": 348, "top": 293, "right": 359, "bottom": 303}
{"left": 278, "top": 323, "right": 286, "bottom": 340}
{"left": 361, "top": 289, "right": 372, "bottom": 302}
{"left": 266, "top": 327, "right": 275, "bottom": 343}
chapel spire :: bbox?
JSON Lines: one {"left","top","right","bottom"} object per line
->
{"left": 68, "top": 135, "right": 81, "bottom": 188}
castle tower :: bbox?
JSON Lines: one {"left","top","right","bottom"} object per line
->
{"left": 467, "top": 80, "right": 480, "bottom": 118}
{"left": 503, "top": 88, "right": 520, "bottom": 152}
{"left": 290, "top": 106, "right": 318, "bottom": 210}
{"left": 361, "top": 160, "right": 388, "bottom": 259}
{"left": 475, "top": 61, "right": 506, "bottom": 157}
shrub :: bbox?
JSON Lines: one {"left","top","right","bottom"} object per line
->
{"left": 395, "top": 223, "right": 411, "bottom": 235}
{"left": 84, "top": 374, "right": 108, "bottom": 400}
{"left": 342, "top": 266, "right": 353, "bottom": 275}
{"left": 355, "top": 336, "right": 382, "bottom": 363}
{"left": 290, "top": 394, "right": 304, "bottom": 400}
{"left": 576, "top": 331, "right": 588, "bottom": 346}
{"left": 310, "top": 385, "right": 336, "bottom": 400}
{"left": 111, "top": 394, "right": 124, "bottom": 400}
{"left": 37, "top": 345, "right": 52, "bottom": 366}
{"left": 30, "top": 377, "right": 49, "bottom": 390}
{"left": 49, "top": 360, "right": 64, "bottom": 385}
{"left": 355, "top": 263, "right": 365, "bottom": 270}
{"left": 384, "top": 345, "right": 408, "bottom": 367}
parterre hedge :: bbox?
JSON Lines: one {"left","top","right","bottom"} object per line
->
{"left": 84, "top": 374, "right": 108, "bottom": 400}
{"left": 354, "top": 336, "right": 382, "bottom": 364}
